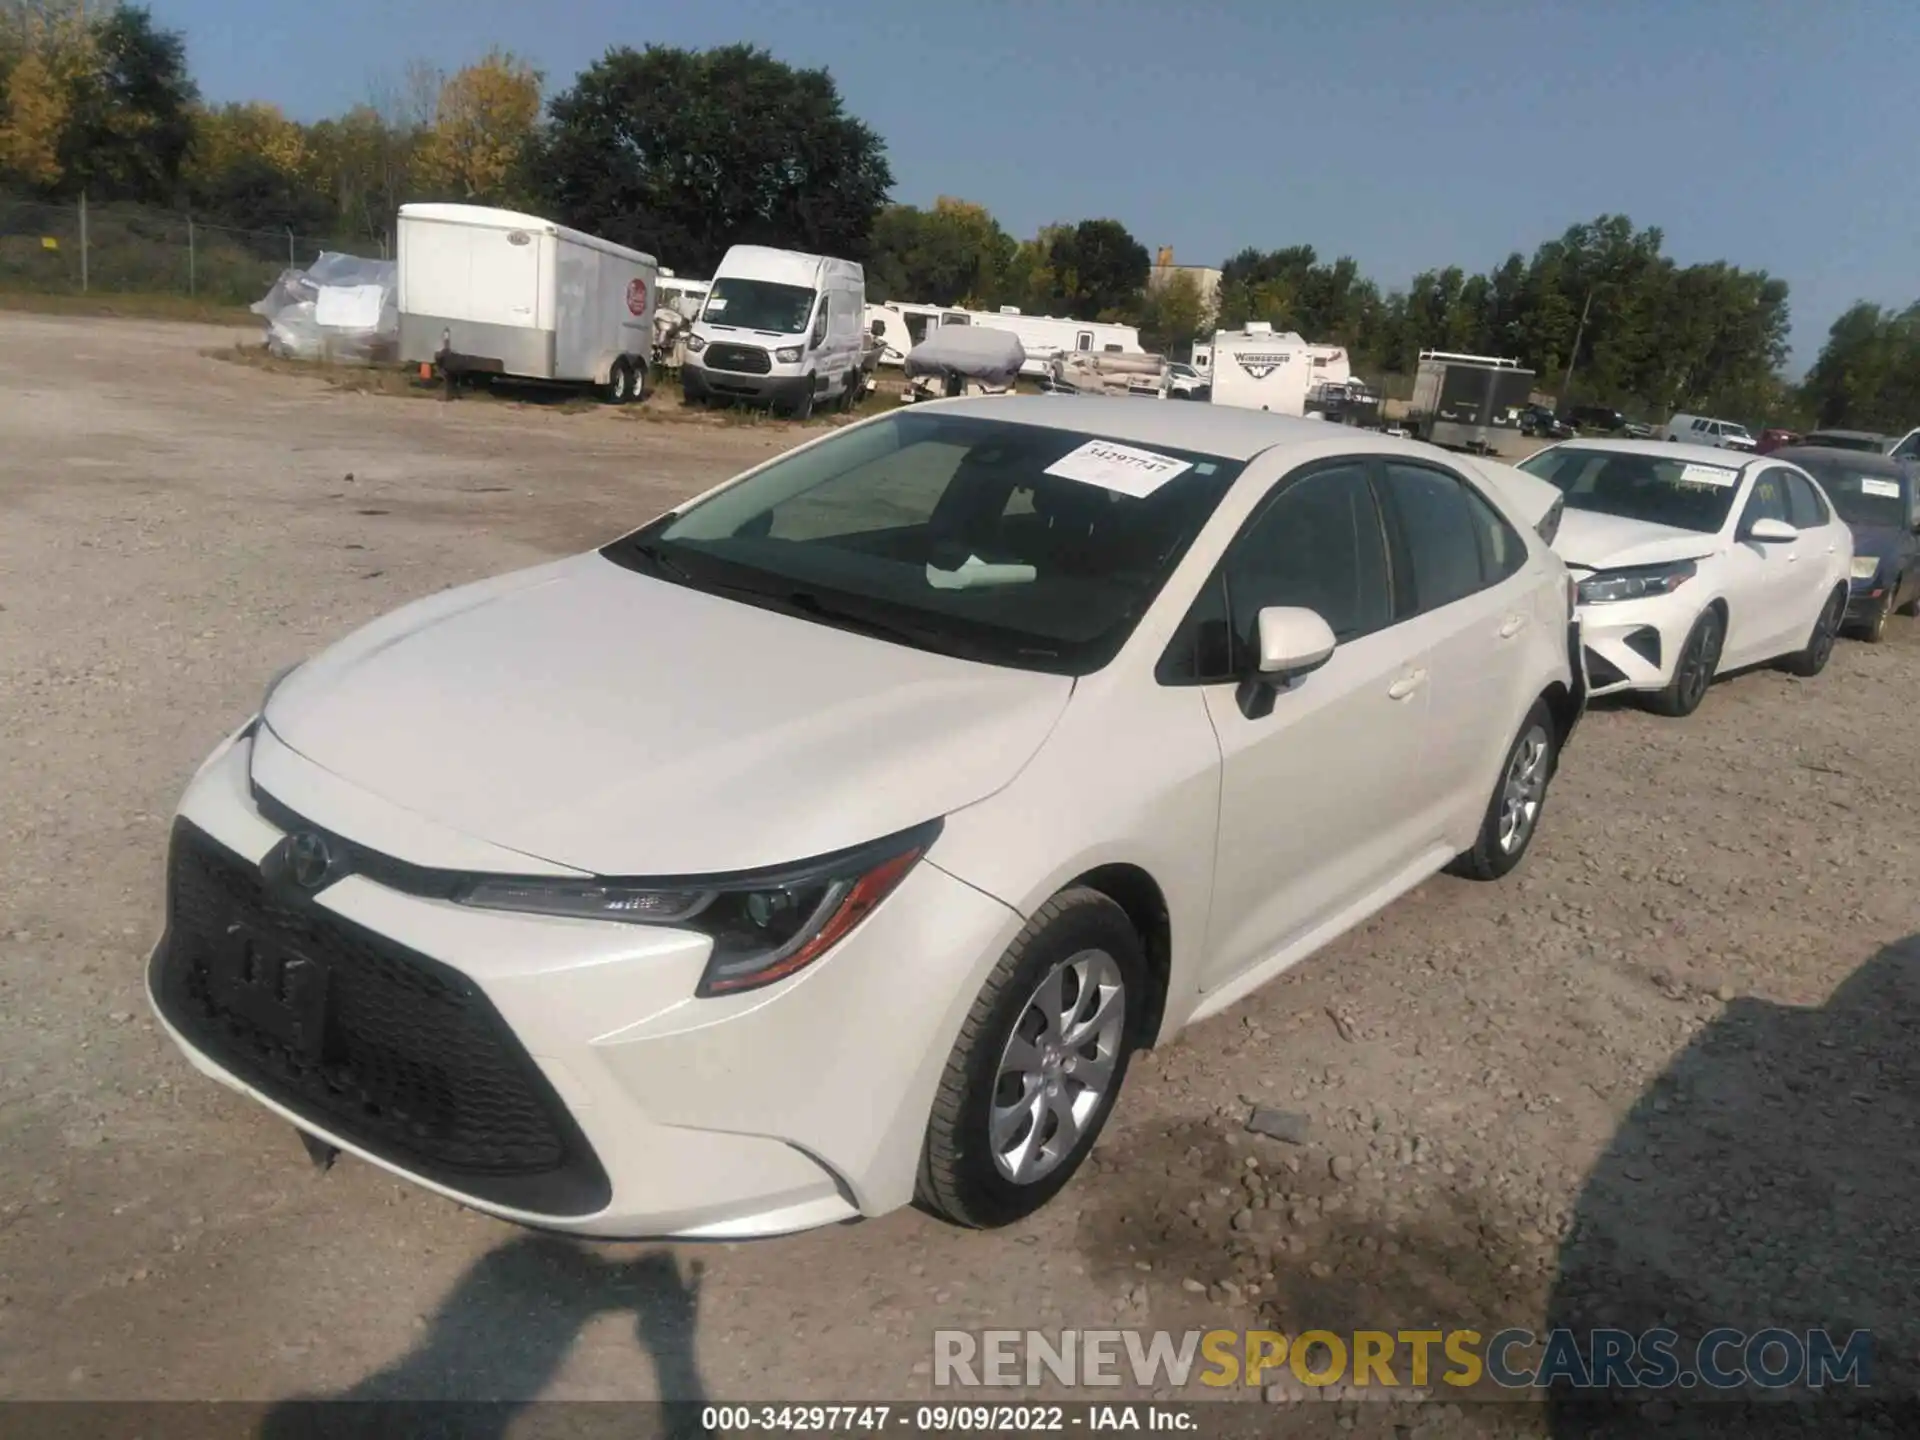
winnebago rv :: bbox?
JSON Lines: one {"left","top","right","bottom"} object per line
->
{"left": 958, "top": 307, "right": 1142, "bottom": 377}
{"left": 397, "top": 203, "right": 658, "bottom": 403}
{"left": 865, "top": 302, "right": 970, "bottom": 366}
{"left": 1408, "top": 350, "right": 1536, "bottom": 452}
{"left": 1208, "top": 324, "right": 1313, "bottom": 414}
{"left": 683, "top": 245, "right": 867, "bottom": 417}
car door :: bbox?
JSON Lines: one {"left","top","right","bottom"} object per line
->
{"left": 1196, "top": 458, "right": 1429, "bottom": 993}
{"left": 1783, "top": 467, "right": 1844, "bottom": 621}
{"left": 1718, "top": 466, "right": 1803, "bottom": 664}
{"left": 1376, "top": 459, "right": 1541, "bottom": 843}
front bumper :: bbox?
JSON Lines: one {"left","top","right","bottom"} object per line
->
{"left": 1572, "top": 592, "right": 1701, "bottom": 696}
{"left": 146, "top": 728, "right": 1025, "bottom": 1239}
{"left": 682, "top": 363, "right": 815, "bottom": 406}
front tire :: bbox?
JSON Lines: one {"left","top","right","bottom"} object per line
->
{"left": 1859, "top": 595, "right": 1892, "bottom": 644}
{"left": 602, "top": 358, "right": 635, "bottom": 405}
{"left": 1447, "top": 700, "right": 1558, "bottom": 882}
{"left": 1780, "top": 586, "right": 1845, "bottom": 677}
{"left": 1644, "top": 607, "right": 1723, "bottom": 718}
{"left": 916, "top": 888, "right": 1144, "bottom": 1228}
{"left": 787, "top": 382, "right": 815, "bottom": 422}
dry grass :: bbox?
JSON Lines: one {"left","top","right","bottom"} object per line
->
{"left": 205, "top": 341, "right": 907, "bottom": 429}
{"left": 0, "top": 290, "right": 258, "bottom": 326}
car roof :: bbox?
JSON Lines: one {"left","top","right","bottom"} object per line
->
{"left": 928, "top": 395, "right": 1360, "bottom": 462}
{"left": 1529, "top": 436, "right": 1757, "bottom": 470}
{"left": 1804, "top": 429, "right": 1886, "bottom": 442}
{"left": 1775, "top": 445, "right": 1910, "bottom": 476}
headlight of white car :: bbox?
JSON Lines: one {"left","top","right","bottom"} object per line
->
{"left": 683, "top": 334, "right": 707, "bottom": 354}
{"left": 1851, "top": 557, "right": 1881, "bottom": 580}
{"left": 1575, "top": 559, "right": 1698, "bottom": 605}
{"left": 774, "top": 346, "right": 804, "bottom": 363}
{"left": 455, "top": 819, "right": 941, "bottom": 996}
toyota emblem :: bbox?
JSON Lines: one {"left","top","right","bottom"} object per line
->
{"left": 286, "top": 832, "right": 332, "bottom": 889}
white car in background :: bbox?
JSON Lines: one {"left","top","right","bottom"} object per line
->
{"left": 1167, "top": 362, "right": 1209, "bottom": 399}
{"left": 149, "top": 399, "right": 1583, "bottom": 1240}
{"left": 1519, "top": 439, "right": 1853, "bottom": 716}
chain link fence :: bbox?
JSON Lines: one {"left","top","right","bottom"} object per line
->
{"left": 0, "top": 194, "right": 388, "bottom": 306}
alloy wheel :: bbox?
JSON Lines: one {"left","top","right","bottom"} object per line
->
{"left": 990, "top": 949, "right": 1126, "bottom": 1185}
{"left": 1497, "top": 723, "right": 1552, "bottom": 855}
{"left": 1679, "top": 612, "right": 1722, "bottom": 710}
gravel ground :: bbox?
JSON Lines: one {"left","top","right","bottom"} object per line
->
{"left": 1, "top": 312, "right": 1914, "bottom": 1435}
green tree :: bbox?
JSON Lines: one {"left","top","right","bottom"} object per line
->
{"left": 533, "top": 44, "right": 892, "bottom": 274}
{"left": 1137, "top": 268, "right": 1205, "bottom": 356}
{"left": 1801, "top": 302, "right": 1920, "bottom": 431}
{"left": 867, "top": 196, "right": 1015, "bottom": 305}
{"left": 1039, "top": 218, "right": 1148, "bottom": 319}
{"left": 56, "top": 4, "right": 197, "bottom": 203}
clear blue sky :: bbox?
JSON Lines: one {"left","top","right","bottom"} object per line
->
{"left": 153, "top": 0, "right": 1915, "bottom": 369}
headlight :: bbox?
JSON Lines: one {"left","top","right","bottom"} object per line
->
{"left": 456, "top": 819, "right": 941, "bottom": 996}
{"left": 684, "top": 334, "right": 707, "bottom": 354}
{"left": 1851, "top": 556, "right": 1881, "bottom": 580}
{"left": 1576, "top": 559, "right": 1698, "bottom": 604}
{"left": 774, "top": 346, "right": 803, "bottom": 363}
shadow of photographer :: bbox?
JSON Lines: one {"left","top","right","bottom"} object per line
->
{"left": 1547, "top": 933, "right": 1920, "bottom": 1434}
{"left": 257, "top": 1235, "right": 710, "bottom": 1439}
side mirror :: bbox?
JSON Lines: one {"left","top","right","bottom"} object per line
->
{"left": 1256, "top": 606, "right": 1337, "bottom": 679}
{"left": 870, "top": 319, "right": 885, "bottom": 336}
{"left": 1748, "top": 517, "right": 1799, "bottom": 544}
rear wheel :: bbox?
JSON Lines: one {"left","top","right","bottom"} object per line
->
{"left": 1644, "top": 608, "right": 1723, "bottom": 718}
{"left": 1780, "top": 587, "right": 1846, "bottom": 677}
{"left": 1447, "top": 700, "right": 1558, "bottom": 882}
{"left": 1859, "top": 594, "right": 1893, "bottom": 643}
{"left": 917, "top": 888, "right": 1143, "bottom": 1228}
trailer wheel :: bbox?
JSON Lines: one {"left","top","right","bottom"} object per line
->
{"left": 603, "top": 358, "right": 635, "bottom": 405}
{"left": 628, "top": 357, "right": 648, "bottom": 404}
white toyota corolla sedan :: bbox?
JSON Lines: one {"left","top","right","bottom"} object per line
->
{"left": 150, "top": 398, "right": 1584, "bottom": 1239}
{"left": 1518, "top": 439, "right": 1854, "bottom": 717}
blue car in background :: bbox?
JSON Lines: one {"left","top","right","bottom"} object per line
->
{"left": 1776, "top": 446, "right": 1920, "bottom": 643}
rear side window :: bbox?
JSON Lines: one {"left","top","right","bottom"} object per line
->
{"left": 1379, "top": 463, "right": 1498, "bottom": 613}
{"left": 1783, "top": 471, "right": 1829, "bottom": 528}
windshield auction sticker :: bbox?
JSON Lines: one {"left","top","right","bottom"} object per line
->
{"left": 1046, "top": 440, "right": 1193, "bottom": 498}
{"left": 1678, "top": 463, "right": 1739, "bottom": 487}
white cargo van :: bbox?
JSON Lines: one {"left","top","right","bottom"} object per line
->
{"left": 683, "top": 245, "right": 866, "bottom": 417}
{"left": 397, "top": 203, "right": 658, "bottom": 403}
{"left": 1664, "top": 413, "right": 1757, "bottom": 451}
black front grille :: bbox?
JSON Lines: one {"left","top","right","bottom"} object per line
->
{"left": 1583, "top": 646, "right": 1627, "bottom": 689}
{"left": 151, "top": 821, "right": 610, "bottom": 1217}
{"left": 1622, "top": 626, "right": 1662, "bottom": 668}
{"left": 704, "top": 342, "right": 771, "bottom": 374}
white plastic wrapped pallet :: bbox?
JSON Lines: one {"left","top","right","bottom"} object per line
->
{"left": 250, "top": 252, "right": 398, "bottom": 365}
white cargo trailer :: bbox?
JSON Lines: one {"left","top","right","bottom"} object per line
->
{"left": 397, "top": 203, "right": 659, "bottom": 403}
{"left": 1207, "top": 324, "right": 1314, "bottom": 414}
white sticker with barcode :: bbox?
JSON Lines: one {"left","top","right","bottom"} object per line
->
{"left": 1679, "top": 463, "right": 1739, "bottom": 487}
{"left": 1860, "top": 477, "right": 1902, "bottom": 498}
{"left": 1044, "top": 439, "right": 1193, "bottom": 498}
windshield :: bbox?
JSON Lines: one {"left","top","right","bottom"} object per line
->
{"left": 1796, "top": 459, "right": 1909, "bottom": 529}
{"left": 1518, "top": 447, "right": 1744, "bottom": 534}
{"left": 604, "top": 412, "right": 1244, "bottom": 675}
{"left": 702, "top": 277, "right": 817, "bottom": 334}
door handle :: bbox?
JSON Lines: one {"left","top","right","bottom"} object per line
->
{"left": 1498, "top": 614, "right": 1526, "bottom": 639}
{"left": 1387, "top": 669, "right": 1427, "bottom": 701}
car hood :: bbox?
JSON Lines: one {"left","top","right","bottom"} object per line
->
{"left": 1846, "top": 522, "right": 1904, "bottom": 560}
{"left": 1552, "top": 509, "right": 1718, "bottom": 571}
{"left": 262, "top": 553, "right": 1074, "bottom": 875}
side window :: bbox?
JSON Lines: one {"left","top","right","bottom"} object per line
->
{"left": 1784, "top": 470, "right": 1828, "bottom": 528}
{"left": 1895, "top": 433, "right": 1920, "bottom": 461}
{"left": 1741, "top": 469, "right": 1791, "bottom": 529}
{"left": 1221, "top": 464, "right": 1393, "bottom": 658}
{"left": 1379, "top": 462, "right": 1496, "bottom": 613}
{"left": 1076, "top": 332, "right": 1094, "bottom": 352}
{"left": 811, "top": 296, "right": 829, "bottom": 347}
{"left": 1462, "top": 483, "right": 1528, "bottom": 584}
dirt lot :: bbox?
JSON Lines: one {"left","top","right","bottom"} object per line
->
{"left": 2, "top": 313, "right": 1915, "bottom": 1432}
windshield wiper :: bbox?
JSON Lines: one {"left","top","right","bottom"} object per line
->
{"left": 782, "top": 590, "right": 956, "bottom": 650}
{"left": 624, "top": 538, "right": 693, "bottom": 582}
